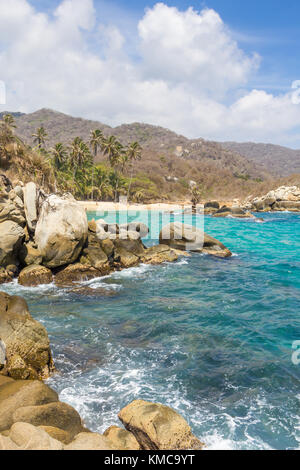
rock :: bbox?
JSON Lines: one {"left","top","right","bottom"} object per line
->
{"left": 0, "top": 198, "right": 25, "bottom": 226}
{"left": 100, "top": 239, "right": 115, "bottom": 258}
{"left": 35, "top": 195, "right": 88, "bottom": 268}
{"left": 12, "top": 401, "right": 84, "bottom": 439}
{"left": 141, "top": 245, "right": 178, "bottom": 264}
{"left": 0, "top": 434, "right": 19, "bottom": 450}
{"left": 0, "top": 380, "right": 58, "bottom": 431}
{"left": 65, "top": 432, "right": 113, "bottom": 450}
{"left": 80, "top": 246, "right": 109, "bottom": 271}
{"left": 6, "top": 264, "right": 18, "bottom": 277}
{"left": 39, "top": 425, "right": 72, "bottom": 445}
{"left": 159, "top": 222, "right": 231, "bottom": 258}
{"left": 251, "top": 186, "right": 300, "bottom": 212}
{"left": 0, "top": 221, "right": 24, "bottom": 267}
{"left": 13, "top": 186, "right": 24, "bottom": 201}
{"left": 104, "top": 425, "right": 140, "bottom": 450}
{"left": 0, "top": 292, "right": 55, "bottom": 380}
{"left": 55, "top": 263, "right": 109, "bottom": 286}
{"left": 273, "top": 201, "right": 300, "bottom": 211}
{"left": 114, "top": 238, "right": 145, "bottom": 257}
{"left": 88, "top": 219, "right": 97, "bottom": 233}
{"left": 9, "top": 422, "right": 63, "bottom": 450}
{"left": 18, "top": 265, "right": 53, "bottom": 287}
{"left": 23, "top": 182, "right": 38, "bottom": 233}
{"left": 19, "top": 242, "right": 43, "bottom": 266}
{"left": 204, "top": 201, "right": 220, "bottom": 209}
{"left": 127, "top": 222, "right": 149, "bottom": 238}
{"left": 114, "top": 247, "right": 139, "bottom": 268}
{"left": 0, "top": 339, "right": 6, "bottom": 367}
{"left": 118, "top": 400, "right": 204, "bottom": 450}
{"left": 213, "top": 206, "right": 255, "bottom": 218}
{"left": 0, "top": 268, "right": 12, "bottom": 284}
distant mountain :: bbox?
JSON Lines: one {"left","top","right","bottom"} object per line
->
{"left": 0, "top": 111, "right": 25, "bottom": 119}
{"left": 4, "top": 107, "right": 299, "bottom": 200}
{"left": 220, "top": 141, "right": 300, "bottom": 177}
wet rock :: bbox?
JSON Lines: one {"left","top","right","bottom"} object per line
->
{"left": 141, "top": 245, "right": 178, "bottom": 264}
{"left": 0, "top": 292, "right": 55, "bottom": 379}
{"left": 0, "top": 268, "right": 12, "bottom": 284}
{"left": 35, "top": 195, "right": 88, "bottom": 268}
{"left": 18, "top": 265, "right": 53, "bottom": 287}
{"left": 114, "top": 247, "right": 139, "bottom": 268}
{"left": 80, "top": 245, "right": 109, "bottom": 271}
{"left": 114, "top": 238, "right": 145, "bottom": 257}
{"left": 118, "top": 400, "right": 204, "bottom": 450}
{"left": 55, "top": 263, "right": 110, "bottom": 286}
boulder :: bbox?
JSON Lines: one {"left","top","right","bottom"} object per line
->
{"left": 65, "top": 432, "right": 113, "bottom": 451}
{"left": 0, "top": 220, "right": 24, "bottom": 267}
{"left": 114, "top": 247, "right": 139, "bottom": 268}
{"left": 0, "top": 292, "right": 55, "bottom": 380}
{"left": 104, "top": 425, "right": 140, "bottom": 450}
{"left": 118, "top": 400, "right": 204, "bottom": 450}
{"left": 9, "top": 422, "right": 63, "bottom": 450}
{"left": 55, "top": 263, "right": 109, "bottom": 286}
{"left": 18, "top": 265, "right": 53, "bottom": 287}
{"left": 35, "top": 195, "right": 88, "bottom": 268}
{"left": 204, "top": 201, "right": 220, "bottom": 209}
{"left": 0, "top": 268, "right": 12, "bottom": 284}
{"left": 159, "top": 222, "right": 231, "bottom": 258}
{"left": 23, "top": 182, "right": 38, "bottom": 233}
{"left": 0, "top": 380, "right": 58, "bottom": 431}
{"left": 273, "top": 201, "right": 300, "bottom": 211}
{"left": 0, "top": 435, "right": 19, "bottom": 450}
{"left": 39, "top": 425, "right": 72, "bottom": 445}
{"left": 0, "top": 198, "right": 25, "bottom": 226}
{"left": 213, "top": 206, "right": 254, "bottom": 218}
{"left": 12, "top": 401, "right": 84, "bottom": 439}
{"left": 114, "top": 238, "right": 145, "bottom": 257}
{"left": 19, "top": 242, "right": 43, "bottom": 266}
{"left": 80, "top": 246, "right": 109, "bottom": 271}
{"left": 141, "top": 245, "right": 179, "bottom": 264}
{"left": 100, "top": 239, "right": 115, "bottom": 258}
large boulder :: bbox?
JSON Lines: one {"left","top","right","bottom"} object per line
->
{"left": 141, "top": 245, "right": 179, "bottom": 264}
{"left": 19, "top": 242, "right": 43, "bottom": 266}
{"left": 12, "top": 401, "right": 84, "bottom": 439}
{"left": 35, "top": 195, "right": 88, "bottom": 268}
{"left": 0, "top": 221, "right": 24, "bottom": 267}
{"left": 65, "top": 432, "right": 113, "bottom": 451}
{"left": 55, "top": 263, "right": 109, "bottom": 286}
{"left": 23, "top": 182, "right": 38, "bottom": 233}
{"left": 9, "top": 422, "right": 63, "bottom": 450}
{"left": 0, "top": 380, "right": 58, "bottom": 431}
{"left": 0, "top": 292, "right": 55, "bottom": 380}
{"left": 159, "top": 222, "right": 231, "bottom": 258}
{"left": 18, "top": 265, "right": 53, "bottom": 287}
{"left": 118, "top": 400, "right": 204, "bottom": 450}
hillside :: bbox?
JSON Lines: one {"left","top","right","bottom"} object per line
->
{"left": 3, "top": 108, "right": 299, "bottom": 201}
{"left": 221, "top": 141, "right": 300, "bottom": 177}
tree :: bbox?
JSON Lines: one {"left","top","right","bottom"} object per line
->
{"left": 51, "top": 143, "right": 68, "bottom": 170}
{"left": 190, "top": 186, "right": 203, "bottom": 212}
{"left": 69, "top": 137, "right": 92, "bottom": 174}
{"left": 102, "top": 136, "right": 124, "bottom": 201}
{"left": 89, "top": 129, "right": 104, "bottom": 200}
{"left": 126, "top": 141, "right": 142, "bottom": 199}
{"left": 32, "top": 127, "right": 48, "bottom": 149}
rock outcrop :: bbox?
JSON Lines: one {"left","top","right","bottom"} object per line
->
{"left": 118, "top": 400, "right": 204, "bottom": 450}
{"left": 23, "top": 182, "right": 38, "bottom": 233}
{"left": 18, "top": 265, "right": 53, "bottom": 287}
{"left": 0, "top": 292, "right": 55, "bottom": 379}
{"left": 160, "top": 222, "right": 232, "bottom": 258}
{"left": 251, "top": 186, "right": 300, "bottom": 212}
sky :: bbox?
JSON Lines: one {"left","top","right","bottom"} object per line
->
{"left": 0, "top": 0, "right": 300, "bottom": 147}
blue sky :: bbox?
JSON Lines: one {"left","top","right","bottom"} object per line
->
{"left": 31, "top": 0, "right": 300, "bottom": 94}
{"left": 1, "top": 0, "right": 300, "bottom": 146}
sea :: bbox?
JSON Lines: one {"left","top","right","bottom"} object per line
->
{"left": 2, "top": 210, "right": 300, "bottom": 450}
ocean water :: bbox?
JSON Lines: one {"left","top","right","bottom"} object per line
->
{"left": 2, "top": 211, "right": 300, "bottom": 450}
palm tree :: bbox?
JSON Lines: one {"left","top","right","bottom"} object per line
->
{"left": 69, "top": 138, "right": 91, "bottom": 170}
{"left": 32, "top": 126, "right": 48, "bottom": 149}
{"left": 126, "top": 141, "right": 142, "bottom": 199}
{"left": 3, "top": 114, "right": 16, "bottom": 129}
{"left": 190, "top": 186, "right": 202, "bottom": 212}
{"left": 89, "top": 129, "right": 104, "bottom": 201}
{"left": 51, "top": 143, "right": 68, "bottom": 170}
{"left": 102, "top": 136, "right": 124, "bottom": 201}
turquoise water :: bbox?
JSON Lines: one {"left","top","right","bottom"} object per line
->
{"left": 2, "top": 211, "right": 300, "bottom": 449}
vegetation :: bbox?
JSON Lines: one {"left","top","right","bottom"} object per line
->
{"left": 0, "top": 114, "right": 147, "bottom": 202}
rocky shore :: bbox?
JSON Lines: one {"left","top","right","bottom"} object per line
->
{"left": 0, "top": 176, "right": 232, "bottom": 291}
{"left": 0, "top": 291, "right": 204, "bottom": 451}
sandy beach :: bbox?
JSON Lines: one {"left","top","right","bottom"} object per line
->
{"left": 78, "top": 200, "right": 191, "bottom": 213}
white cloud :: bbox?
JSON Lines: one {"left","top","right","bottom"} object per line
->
{"left": 0, "top": 0, "right": 300, "bottom": 147}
